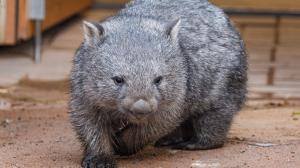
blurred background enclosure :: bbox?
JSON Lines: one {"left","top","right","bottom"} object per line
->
{"left": 0, "top": 0, "right": 300, "bottom": 99}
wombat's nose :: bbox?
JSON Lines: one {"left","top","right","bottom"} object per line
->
{"left": 130, "top": 99, "right": 151, "bottom": 115}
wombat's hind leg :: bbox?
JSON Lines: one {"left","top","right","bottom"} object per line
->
{"left": 172, "top": 109, "right": 232, "bottom": 150}
{"left": 155, "top": 129, "right": 184, "bottom": 147}
{"left": 155, "top": 120, "right": 194, "bottom": 147}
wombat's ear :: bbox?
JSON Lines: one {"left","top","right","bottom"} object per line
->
{"left": 166, "top": 19, "right": 181, "bottom": 42}
{"left": 82, "top": 21, "right": 104, "bottom": 45}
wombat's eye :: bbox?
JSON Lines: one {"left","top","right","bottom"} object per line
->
{"left": 112, "top": 76, "right": 124, "bottom": 85}
{"left": 153, "top": 76, "right": 163, "bottom": 85}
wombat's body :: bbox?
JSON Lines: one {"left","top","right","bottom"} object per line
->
{"left": 70, "top": 0, "right": 247, "bottom": 167}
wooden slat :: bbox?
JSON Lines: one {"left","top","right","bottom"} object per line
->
{"left": 231, "top": 16, "right": 275, "bottom": 25}
{"left": 211, "top": 0, "right": 300, "bottom": 11}
{"left": 0, "top": 0, "right": 6, "bottom": 43}
{"left": 94, "top": 0, "right": 128, "bottom": 5}
{"left": 0, "top": 0, "right": 17, "bottom": 45}
{"left": 18, "top": 0, "right": 32, "bottom": 41}
{"left": 5, "top": 0, "right": 16, "bottom": 44}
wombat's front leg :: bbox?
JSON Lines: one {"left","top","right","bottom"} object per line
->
{"left": 81, "top": 124, "right": 116, "bottom": 168}
{"left": 82, "top": 153, "right": 115, "bottom": 168}
{"left": 172, "top": 108, "right": 233, "bottom": 150}
{"left": 71, "top": 107, "right": 116, "bottom": 168}
{"left": 114, "top": 125, "right": 146, "bottom": 156}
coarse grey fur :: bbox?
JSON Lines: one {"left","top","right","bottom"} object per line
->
{"left": 69, "top": 0, "right": 247, "bottom": 167}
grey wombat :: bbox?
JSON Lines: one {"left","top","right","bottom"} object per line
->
{"left": 70, "top": 0, "right": 247, "bottom": 167}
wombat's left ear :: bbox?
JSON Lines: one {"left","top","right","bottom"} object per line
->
{"left": 82, "top": 21, "right": 105, "bottom": 45}
{"left": 166, "top": 19, "right": 181, "bottom": 42}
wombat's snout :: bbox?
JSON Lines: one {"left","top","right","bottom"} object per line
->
{"left": 130, "top": 99, "right": 151, "bottom": 115}
{"left": 122, "top": 98, "right": 158, "bottom": 119}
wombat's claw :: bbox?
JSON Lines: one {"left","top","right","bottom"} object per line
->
{"left": 81, "top": 155, "right": 116, "bottom": 168}
{"left": 171, "top": 140, "right": 224, "bottom": 150}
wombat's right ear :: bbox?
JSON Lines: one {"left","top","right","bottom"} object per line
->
{"left": 83, "top": 21, "right": 104, "bottom": 45}
{"left": 165, "top": 19, "right": 181, "bottom": 44}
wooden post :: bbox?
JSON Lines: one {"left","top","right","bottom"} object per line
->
{"left": 267, "top": 16, "right": 280, "bottom": 85}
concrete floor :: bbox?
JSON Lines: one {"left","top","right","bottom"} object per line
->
{"left": 0, "top": 80, "right": 300, "bottom": 168}
{"left": 0, "top": 8, "right": 300, "bottom": 99}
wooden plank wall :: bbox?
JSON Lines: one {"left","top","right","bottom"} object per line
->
{"left": 18, "top": 0, "right": 93, "bottom": 41}
{"left": 2, "top": 0, "right": 300, "bottom": 45}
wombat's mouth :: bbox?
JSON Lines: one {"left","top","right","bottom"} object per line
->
{"left": 115, "top": 120, "right": 129, "bottom": 134}
{"left": 124, "top": 110, "right": 150, "bottom": 123}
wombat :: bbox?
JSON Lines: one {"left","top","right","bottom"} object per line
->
{"left": 70, "top": 0, "right": 247, "bottom": 167}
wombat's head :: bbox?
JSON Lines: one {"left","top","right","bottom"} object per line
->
{"left": 80, "top": 18, "right": 187, "bottom": 123}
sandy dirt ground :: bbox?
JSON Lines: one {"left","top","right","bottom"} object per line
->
{"left": 0, "top": 79, "right": 299, "bottom": 168}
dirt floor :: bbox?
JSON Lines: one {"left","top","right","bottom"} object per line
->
{"left": 0, "top": 80, "right": 299, "bottom": 168}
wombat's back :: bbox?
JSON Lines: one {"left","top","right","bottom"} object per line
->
{"left": 120, "top": 0, "right": 247, "bottom": 106}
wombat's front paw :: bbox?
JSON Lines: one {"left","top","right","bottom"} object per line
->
{"left": 171, "top": 139, "right": 224, "bottom": 150}
{"left": 81, "top": 154, "right": 116, "bottom": 168}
